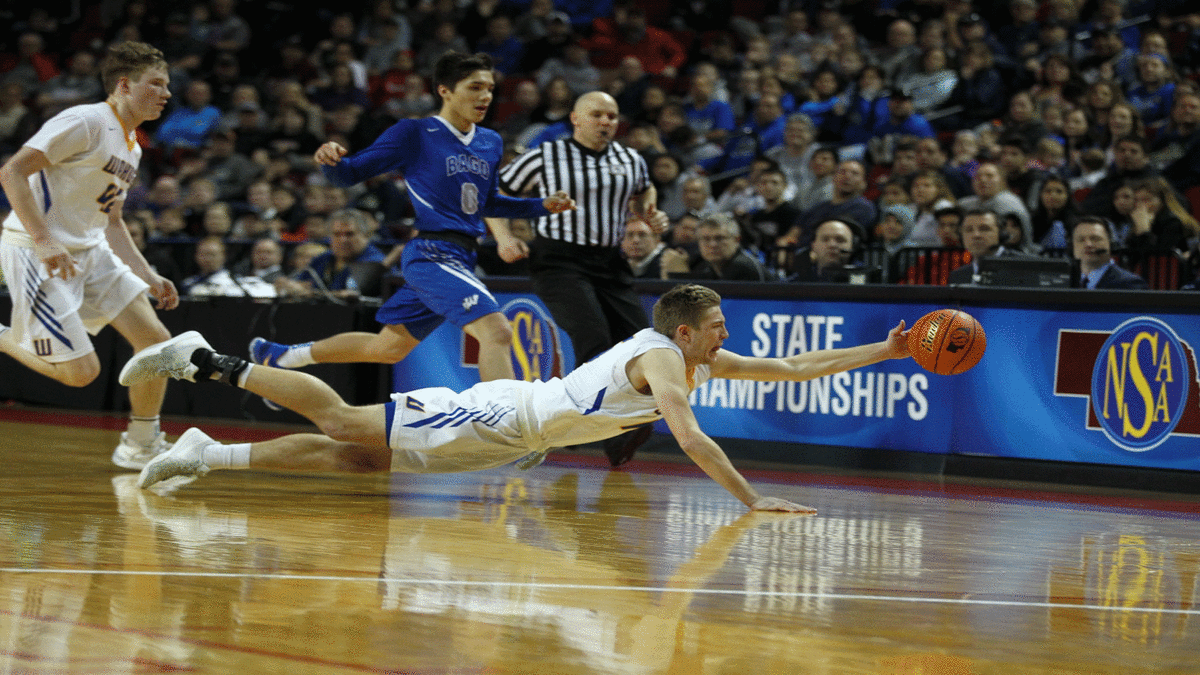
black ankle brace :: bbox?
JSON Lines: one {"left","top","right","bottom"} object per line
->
{"left": 190, "top": 349, "right": 250, "bottom": 387}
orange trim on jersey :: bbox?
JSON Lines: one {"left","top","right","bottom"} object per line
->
{"left": 105, "top": 100, "right": 137, "bottom": 152}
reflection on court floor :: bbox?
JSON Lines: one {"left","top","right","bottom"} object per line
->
{"left": 0, "top": 420, "right": 1198, "bottom": 673}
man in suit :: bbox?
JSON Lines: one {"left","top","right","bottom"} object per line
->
{"left": 1072, "top": 217, "right": 1149, "bottom": 289}
{"left": 788, "top": 219, "right": 864, "bottom": 283}
{"left": 948, "top": 207, "right": 1029, "bottom": 284}
{"left": 621, "top": 219, "right": 665, "bottom": 279}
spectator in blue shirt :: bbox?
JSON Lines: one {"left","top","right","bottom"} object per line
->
{"left": 871, "top": 89, "right": 935, "bottom": 142}
{"left": 477, "top": 14, "right": 526, "bottom": 77}
{"left": 683, "top": 71, "right": 736, "bottom": 145}
{"left": 154, "top": 80, "right": 221, "bottom": 153}
{"left": 1127, "top": 53, "right": 1176, "bottom": 130}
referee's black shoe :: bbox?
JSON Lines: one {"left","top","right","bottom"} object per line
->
{"left": 602, "top": 424, "right": 654, "bottom": 467}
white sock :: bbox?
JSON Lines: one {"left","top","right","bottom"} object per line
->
{"left": 277, "top": 342, "right": 315, "bottom": 369}
{"left": 201, "top": 443, "right": 252, "bottom": 470}
{"left": 236, "top": 364, "right": 253, "bottom": 389}
{"left": 126, "top": 416, "right": 161, "bottom": 446}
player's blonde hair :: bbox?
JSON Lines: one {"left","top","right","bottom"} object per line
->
{"left": 101, "top": 41, "right": 168, "bottom": 94}
{"left": 653, "top": 284, "right": 721, "bottom": 338}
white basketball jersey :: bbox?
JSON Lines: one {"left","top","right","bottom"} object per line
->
{"left": 528, "top": 328, "right": 712, "bottom": 448}
{"left": 3, "top": 102, "right": 141, "bottom": 250}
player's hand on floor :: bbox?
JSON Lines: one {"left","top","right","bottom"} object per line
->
{"left": 750, "top": 496, "right": 817, "bottom": 514}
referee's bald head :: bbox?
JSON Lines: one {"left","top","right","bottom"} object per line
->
{"left": 571, "top": 91, "right": 620, "bottom": 151}
{"left": 573, "top": 91, "right": 618, "bottom": 114}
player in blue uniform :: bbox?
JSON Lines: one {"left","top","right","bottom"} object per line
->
{"left": 251, "top": 52, "right": 575, "bottom": 381}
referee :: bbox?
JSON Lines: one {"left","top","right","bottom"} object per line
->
{"left": 491, "top": 91, "right": 668, "bottom": 465}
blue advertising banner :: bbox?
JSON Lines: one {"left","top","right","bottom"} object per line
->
{"left": 391, "top": 290, "right": 1200, "bottom": 472}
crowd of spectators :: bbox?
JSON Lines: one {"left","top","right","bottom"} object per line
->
{"left": 2, "top": 0, "right": 1200, "bottom": 295}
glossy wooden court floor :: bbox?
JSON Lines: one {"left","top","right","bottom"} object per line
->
{"left": 2, "top": 412, "right": 1199, "bottom": 674}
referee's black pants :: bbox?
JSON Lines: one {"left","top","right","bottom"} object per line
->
{"left": 529, "top": 238, "right": 649, "bottom": 367}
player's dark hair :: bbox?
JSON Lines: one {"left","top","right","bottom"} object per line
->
{"left": 101, "top": 41, "right": 167, "bottom": 94}
{"left": 653, "top": 284, "right": 722, "bottom": 338}
{"left": 432, "top": 52, "right": 494, "bottom": 95}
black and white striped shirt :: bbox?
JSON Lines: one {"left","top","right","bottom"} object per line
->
{"left": 498, "top": 138, "right": 650, "bottom": 248}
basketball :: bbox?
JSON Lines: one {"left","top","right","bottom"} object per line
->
{"left": 907, "top": 309, "right": 987, "bottom": 375}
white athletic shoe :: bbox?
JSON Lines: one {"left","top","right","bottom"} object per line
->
{"left": 111, "top": 431, "right": 171, "bottom": 470}
{"left": 138, "top": 427, "right": 216, "bottom": 489}
{"left": 119, "top": 331, "right": 214, "bottom": 386}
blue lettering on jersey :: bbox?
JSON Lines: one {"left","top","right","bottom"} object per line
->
{"left": 446, "top": 154, "right": 490, "bottom": 179}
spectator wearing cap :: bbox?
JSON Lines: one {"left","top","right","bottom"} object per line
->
{"left": 520, "top": 11, "right": 575, "bottom": 73}
{"left": 154, "top": 80, "right": 222, "bottom": 154}
{"left": 870, "top": 89, "right": 935, "bottom": 143}
{"left": 948, "top": 12, "right": 1008, "bottom": 64}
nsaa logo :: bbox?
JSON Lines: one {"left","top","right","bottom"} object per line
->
{"left": 462, "top": 298, "right": 564, "bottom": 382}
{"left": 1055, "top": 317, "right": 1200, "bottom": 452}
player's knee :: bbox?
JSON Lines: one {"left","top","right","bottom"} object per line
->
{"left": 140, "top": 324, "right": 172, "bottom": 350}
{"left": 60, "top": 360, "right": 101, "bottom": 387}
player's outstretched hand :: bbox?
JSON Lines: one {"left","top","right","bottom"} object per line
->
{"left": 886, "top": 319, "right": 910, "bottom": 360}
{"left": 750, "top": 496, "right": 817, "bottom": 514}
{"left": 544, "top": 191, "right": 576, "bottom": 214}
{"left": 314, "top": 142, "right": 348, "bottom": 166}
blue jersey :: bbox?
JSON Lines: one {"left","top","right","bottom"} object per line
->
{"left": 322, "top": 116, "right": 547, "bottom": 238}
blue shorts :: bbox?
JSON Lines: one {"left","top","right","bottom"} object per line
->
{"left": 376, "top": 238, "right": 500, "bottom": 340}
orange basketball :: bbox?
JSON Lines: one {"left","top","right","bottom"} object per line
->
{"left": 907, "top": 309, "right": 987, "bottom": 375}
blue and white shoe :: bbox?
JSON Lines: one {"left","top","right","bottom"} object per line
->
{"left": 248, "top": 337, "right": 291, "bottom": 367}
{"left": 248, "top": 338, "right": 302, "bottom": 411}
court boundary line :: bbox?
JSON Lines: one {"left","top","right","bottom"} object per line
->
{"left": 3, "top": 568, "right": 1197, "bottom": 616}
